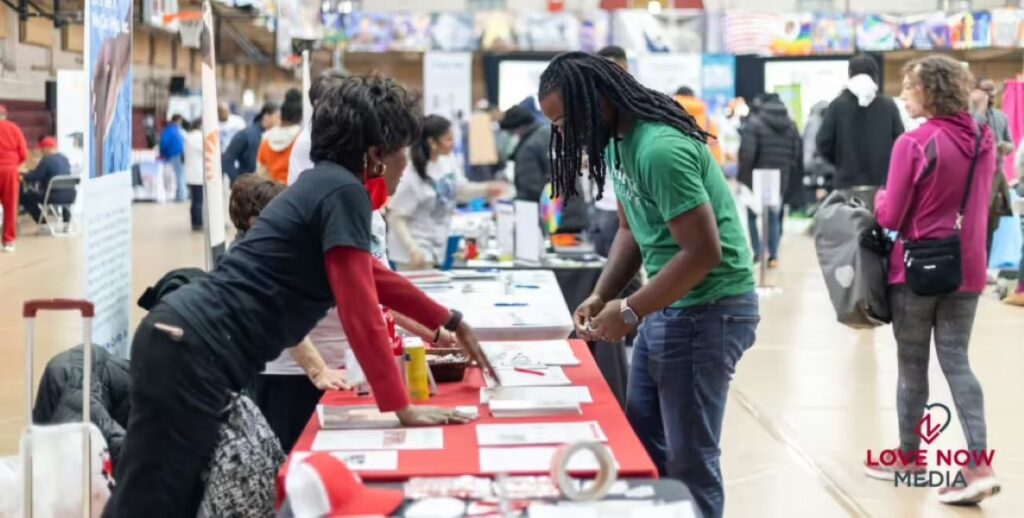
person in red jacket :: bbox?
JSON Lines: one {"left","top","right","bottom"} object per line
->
{"left": 103, "top": 75, "right": 499, "bottom": 517}
{"left": 0, "top": 104, "right": 28, "bottom": 252}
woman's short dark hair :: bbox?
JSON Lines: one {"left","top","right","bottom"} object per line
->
{"left": 902, "top": 55, "right": 972, "bottom": 118}
{"left": 310, "top": 70, "right": 349, "bottom": 107}
{"left": 229, "top": 174, "right": 286, "bottom": 232}
{"left": 310, "top": 74, "right": 421, "bottom": 176}
{"left": 281, "top": 88, "right": 303, "bottom": 125}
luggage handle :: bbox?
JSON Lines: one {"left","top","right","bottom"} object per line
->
{"left": 23, "top": 299, "right": 94, "bottom": 518}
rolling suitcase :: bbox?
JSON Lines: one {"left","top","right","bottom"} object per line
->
{"left": 21, "top": 299, "right": 101, "bottom": 518}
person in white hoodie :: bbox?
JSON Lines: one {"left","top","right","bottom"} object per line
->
{"left": 816, "top": 54, "right": 905, "bottom": 208}
{"left": 183, "top": 119, "right": 205, "bottom": 231}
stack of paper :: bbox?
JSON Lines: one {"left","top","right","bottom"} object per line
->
{"left": 478, "top": 445, "right": 618, "bottom": 474}
{"left": 485, "top": 367, "right": 571, "bottom": 387}
{"left": 480, "top": 386, "right": 593, "bottom": 405}
{"left": 483, "top": 341, "right": 581, "bottom": 367}
{"left": 312, "top": 428, "right": 444, "bottom": 451}
{"left": 398, "top": 270, "right": 453, "bottom": 286}
{"left": 488, "top": 399, "right": 582, "bottom": 418}
{"left": 317, "top": 405, "right": 400, "bottom": 430}
{"left": 476, "top": 422, "right": 607, "bottom": 446}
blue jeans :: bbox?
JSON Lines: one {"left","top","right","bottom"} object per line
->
{"left": 168, "top": 155, "right": 187, "bottom": 202}
{"left": 748, "top": 208, "right": 782, "bottom": 260}
{"left": 626, "top": 292, "right": 760, "bottom": 518}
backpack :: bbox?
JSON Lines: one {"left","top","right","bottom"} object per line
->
{"left": 137, "top": 267, "right": 207, "bottom": 310}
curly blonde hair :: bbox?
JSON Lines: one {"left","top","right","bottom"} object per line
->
{"left": 902, "top": 55, "right": 973, "bottom": 118}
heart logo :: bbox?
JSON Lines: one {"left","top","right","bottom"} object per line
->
{"left": 834, "top": 265, "right": 855, "bottom": 288}
{"left": 916, "top": 403, "right": 952, "bottom": 445}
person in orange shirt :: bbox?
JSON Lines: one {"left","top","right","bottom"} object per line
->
{"left": 0, "top": 104, "right": 28, "bottom": 252}
{"left": 674, "top": 87, "right": 723, "bottom": 165}
{"left": 257, "top": 89, "right": 302, "bottom": 183}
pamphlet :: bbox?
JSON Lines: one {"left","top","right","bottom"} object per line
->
{"left": 478, "top": 445, "right": 617, "bottom": 474}
{"left": 482, "top": 341, "right": 580, "bottom": 367}
{"left": 485, "top": 367, "right": 571, "bottom": 388}
{"left": 480, "top": 386, "right": 593, "bottom": 405}
{"left": 312, "top": 428, "right": 444, "bottom": 451}
{"left": 291, "top": 450, "right": 399, "bottom": 471}
{"left": 488, "top": 399, "right": 581, "bottom": 418}
{"left": 476, "top": 421, "right": 606, "bottom": 446}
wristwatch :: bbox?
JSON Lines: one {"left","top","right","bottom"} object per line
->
{"left": 444, "top": 309, "right": 463, "bottom": 332}
{"left": 620, "top": 299, "right": 639, "bottom": 326}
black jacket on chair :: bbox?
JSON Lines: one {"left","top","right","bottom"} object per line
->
{"left": 738, "top": 98, "right": 803, "bottom": 204}
{"left": 816, "top": 90, "right": 904, "bottom": 189}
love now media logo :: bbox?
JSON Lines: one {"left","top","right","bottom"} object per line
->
{"left": 865, "top": 403, "right": 996, "bottom": 487}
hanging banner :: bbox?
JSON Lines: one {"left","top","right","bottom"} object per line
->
{"left": 56, "top": 69, "right": 86, "bottom": 177}
{"left": 389, "top": 13, "right": 431, "bottom": 51}
{"left": 949, "top": 11, "right": 992, "bottom": 50}
{"left": 200, "top": 0, "right": 226, "bottom": 265}
{"left": 431, "top": 13, "right": 477, "bottom": 51}
{"left": 635, "top": 53, "right": 702, "bottom": 97}
{"left": 578, "top": 10, "right": 610, "bottom": 52}
{"left": 770, "top": 13, "right": 813, "bottom": 56}
{"left": 990, "top": 8, "right": 1023, "bottom": 48}
{"left": 423, "top": 52, "right": 473, "bottom": 123}
{"left": 85, "top": 0, "right": 133, "bottom": 356}
{"left": 613, "top": 9, "right": 704, "bottom": 54}
{"left": 516, "top": 12, "right": 580, "bottom": 51}
{"left": 477, "top": 11, "right": 517, "bottom": 51}
{"left": 701, "top": 54, "right": 735, "bottom": 120}
{"left": 811, "top": 14, "right": 854, "bottom": 54}
{"left": 856, "top": 14, "right": 898, "bottom": 51}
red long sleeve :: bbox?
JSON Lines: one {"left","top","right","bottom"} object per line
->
{"left": 325, "top": 247, "right": 410, "bottom": 412}
{"left": 372, "top": 261, "right": 452, "bottom": 331}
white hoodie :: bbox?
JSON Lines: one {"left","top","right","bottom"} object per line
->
{"left": 846, "top": 74, "right": 878, "bottom": 108}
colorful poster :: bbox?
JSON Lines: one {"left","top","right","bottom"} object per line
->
{"left": 200, "top": 0, "right": 226, "bottom": 265}
{"left": 701, "top": 54, "right": 735, "bottom": 120}
{"left": 856, "top": 14, "right": 897, "bottom": 51}
{"left": 346, "top": 12, "right": 393, "bottom": 52}
{"left": 476, "top": 12, "right": 517, "bottom": 51}
{"left": 516, "top": 12, "right": 580, "bottom": 51}
{"left": 579, "top": 10, "right": 609, "bottom": 52}
{"left": 635, "top": 53, "right": 702, "bottom": 97}
{"left": 722, "top": 11, "right": 779, "bottom": 56}
{"left": 770, "top": 13, "right": 813, "bottom": 56}
{"left": 951, "top": 11, "right": 992, "bottom": 49}
{"left": 85, "top": 0, "right": 134, "bottom": 355}
{"left": 390, "top": 13, "right": 431, "bottom": 51}
{"left": 322, "top": 12, "right": 347, "bottom": 49}
{"left": 811, "top": 14, "right": 854, "bottom": 54}
{"left": 430, "top": 13, "right": 477, "bottom": 52}
{"left": 773, "top": 84, "right": 803, "bottom": 129}
{"left": 990, "top": 8, "right": 1023, "bottom": 48}
{"left": 613, "top": 9, "right": 703, "bottom": 54}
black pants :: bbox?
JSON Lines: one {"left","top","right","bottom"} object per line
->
{"left": 253, "top": 374, "right": 323, "bottom": 452}
{"left": 19, "top": 185, "right": 71, "bottom": 223}
{"left": 103, "top": 305, "right": 233, "bottom": 517}
{"left": 188, "top": 184, "right": 204, "bottom": 230}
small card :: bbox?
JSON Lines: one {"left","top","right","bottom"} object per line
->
{"left": 312, "top": 428, "right": 444, "bottom": 451}
{"left": 476, "top": 421, "right": 606, "bottom": 447}
{"left": 485, "top": 367, "right": 571, "bottom": 388}
{"left": 481, "top": 386, "right": 593, "bottom": 405}
{"left": 291, "top": 450, "right": 399, "bottom": 471}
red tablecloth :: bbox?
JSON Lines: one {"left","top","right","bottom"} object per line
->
{"left": 278, "top": 340, "right": 656, "bottom": 493}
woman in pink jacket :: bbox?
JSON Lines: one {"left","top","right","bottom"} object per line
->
{"left": 870, "top": 55, "right": 999, "bottom": 504}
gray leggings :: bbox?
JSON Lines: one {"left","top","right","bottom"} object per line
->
{"left": 891, "top": 285, "right": 987, "bottom": 454}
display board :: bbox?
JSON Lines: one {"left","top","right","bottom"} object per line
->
{"left": 424, "top": 52, "right": 473, "bottom": 122}
{"left": 497, "top": 60, "right": 550, "bottom": 111}
{"left": 763, "top": 59, "right": 848, "bottom": 131}
{"left": 635, "top": 53, "right": 702, "bottom": 97}
{"left": 199, "top": 0, "right": 227, "bottom": 265}
{"left": 56, "top": 69, "right": 87, "bottom": 177}
{"left": 85, "top": 0, "right": 134, "bottom": 356}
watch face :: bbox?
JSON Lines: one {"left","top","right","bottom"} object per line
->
{"left": 621, "top": 307, "right": 638, "bottom": 325}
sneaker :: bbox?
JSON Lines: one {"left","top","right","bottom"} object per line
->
{"left": 938, "top": 465, "right": 1001, "bottom": 505}
{"left": 1, "top": 243, "right": 14, "bottom": 253}
{"left": 1004, "top": 291, "right": 1024, "bottom": 307}
{"left": 768, "top": 259, "right": 780, "bottom": 269}
{"left": 864, "top": 457, "right": 927, "bottom": 481}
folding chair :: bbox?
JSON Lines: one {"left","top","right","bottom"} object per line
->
{"left": 38, "top": 176, "right": 80, "bottom": 236}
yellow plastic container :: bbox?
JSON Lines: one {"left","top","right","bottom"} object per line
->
{"left": 405, "top": 341, "right": 430, "bottom": 402}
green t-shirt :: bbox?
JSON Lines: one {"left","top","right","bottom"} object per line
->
{"left": 609, "top": 121, "right": 754, "bottom": 308}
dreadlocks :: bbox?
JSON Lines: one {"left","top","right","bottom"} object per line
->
{"left": 539, "top": 51, "right": 710, "bottom": 199}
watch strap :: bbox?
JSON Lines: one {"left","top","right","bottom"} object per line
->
{"left": 444, "top": 309, "right": 463, "bottom": 332}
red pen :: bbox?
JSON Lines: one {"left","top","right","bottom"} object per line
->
{"left": 513, "top": 367, "right": 546, "bottom": 376}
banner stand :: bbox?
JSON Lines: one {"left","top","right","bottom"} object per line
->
{"left": 753, "top": 169, "right": 783, "bottom": 298}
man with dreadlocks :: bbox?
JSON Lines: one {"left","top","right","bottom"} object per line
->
{"left": 539, "top": 52, "right": 758, "bottom": 518}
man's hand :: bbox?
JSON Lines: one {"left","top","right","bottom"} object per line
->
{"left": 453, "top": 321, "right": 500, "bottom": 384}
{"left": 574, "top": 294, "right": 607, "bottom": 340}
{"left": 309, "top": 368, "right": 352, "bottom": 391}
{"left": 587, "top": 298, "right": 636, "bottom": 343}
{"left": 396, "top": 405, "right": 476, "bottom": 426}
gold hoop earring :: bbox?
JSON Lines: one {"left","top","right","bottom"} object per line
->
{"left": 372, "top": 162, "right": 388, "bottom": 177}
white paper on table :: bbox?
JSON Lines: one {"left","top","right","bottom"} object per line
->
{"left": 290, "top": 450, "right": 399, "bottom": 471}
{"left": 478, "top": 445, "right": 618, "bottom": 474}
{"left": 482, "top": 340, "right": 580, "bottom": 367}
{"left": 495, "top": 201, "right": 515, "bottom": 259}
{"left": 514, "top": 200, "right": 543, "bottom": 263}
{"left": 528, "top": 501, "right": 697, "bottom": 518}
{"left": 476, "top": 421, "right": 606, "bottom": 446}
{"left": 480, "top": 386, "right": 593, "bottom": 404}
{"left": 485, "top": 367, "right": 571, "bottom": 388}
{"left": 311, "top": 428, "right": 444, "bottom": 451}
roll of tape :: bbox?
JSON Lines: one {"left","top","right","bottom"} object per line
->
{"left": 549, "top": 441, "right": 618, "bottom": 501}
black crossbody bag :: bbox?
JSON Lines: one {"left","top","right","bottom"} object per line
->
{"left": 902, "top": 128, "right": 982, "bottom": 297}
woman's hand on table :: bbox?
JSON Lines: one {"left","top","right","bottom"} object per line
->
{"left": 453, "top": 321, "right": 501, "bottom": 384}
{"left": 397, "top": 405, "right": 475, "bottom": 426}
{"left": 310, "top": 368, "right": 352, "bottom": 391}
{"left": 574, "top": 294, "right": 607, "bottom": 340}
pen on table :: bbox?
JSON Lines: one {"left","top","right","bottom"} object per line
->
{"left": 513, "top": 367, "right": 546, "bottom": 376}
{"left": 514, "top": 284, "right": 540, "bottom": 289}
{"left": 494, "top": 302, "right": 528, "bottom": 307}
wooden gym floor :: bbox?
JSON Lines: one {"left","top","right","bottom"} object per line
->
{"left": 0, "top": 203, "right": 1022, "bottom": 517}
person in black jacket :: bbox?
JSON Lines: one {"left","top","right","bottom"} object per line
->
{"left": 500, "top": 105, "right": 551, "bottom": 204}
{"left": 816, "top": 54, "right": 904, "bottom": 206}
{"left": 20, "top": 136, "right": 73, "bottom": 223}
{"left": 738, "top": 94, "right": 801, "bottom": 267}
{"left": 221, "top": 102, "right": 279, "bottom": 184}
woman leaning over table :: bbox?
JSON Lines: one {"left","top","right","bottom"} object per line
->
{"left": 103, "top": 75, "right": 498, "bottom": 518}
{"left": 869, "top": 54, "right": 999, "bottom": 505}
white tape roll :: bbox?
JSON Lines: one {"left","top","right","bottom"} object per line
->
{"left": 549, "top": 441, "right": 618, "bottom": 501}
